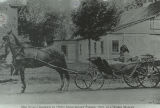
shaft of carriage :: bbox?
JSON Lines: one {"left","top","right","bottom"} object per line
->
{"left": 24, "top": 57, "right": 93, "bottom": 89}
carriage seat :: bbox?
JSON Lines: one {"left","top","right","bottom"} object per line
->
{"left": 89, "top": 57, "right": 136, "bottom": 75}
{"left": 88, "top": 57, "right": 113, "bottom": 75}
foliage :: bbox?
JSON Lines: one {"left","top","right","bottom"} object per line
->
{"left": 135, "top": 0, "right": 143, "bottom": 7}
{"left": 72, "top": 0, "right": 121, "bottom": 40}
{"left": 125, "top": 0, "right": 145, "bottom": 10}
{"left": 18, "top": 0, "right": 72, "bottom": 47}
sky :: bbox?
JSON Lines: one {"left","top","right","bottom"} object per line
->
{"left": 0, "top": 0, "right": 7, "bottom": 2}
{"left": 0, "top": 0, "right": 27, "bottom": 5}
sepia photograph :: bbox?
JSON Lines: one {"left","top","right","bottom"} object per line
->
{"left": 0, "top": 0, "right": 160, "bottom": 107}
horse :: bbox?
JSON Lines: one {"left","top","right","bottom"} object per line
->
{"left": 2, "top": 32, "right": 70, "bottom": 93}
{"left": 10, "top": 42, "right": 33, "bottom": 76}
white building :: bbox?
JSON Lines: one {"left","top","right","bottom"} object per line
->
{"left": 57, "top": 1, "right": 160, "bottom": 63}
{"left": 0, "top": 0, "right": 26, "bottom": 38}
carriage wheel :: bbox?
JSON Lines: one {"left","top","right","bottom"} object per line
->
{"left": 90, "top": 71, "right": 105, "bottom": 90}
{"left": 138, "top": 64, "right": 160, "bottom": 88}
{"left": 88, "top": 63, "right": 105, "bottom": 90}
{"left": 123, "top": 67, "right": 141, "bottom": 88}
{"left": 75, "top": 72, "right": 92, "bottom": 89}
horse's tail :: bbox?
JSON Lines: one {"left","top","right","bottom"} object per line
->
{"left": 43, "top": 46, "right": 70, "bottom": 80}
{"left": 49, "top": 50, "right": 70, "bottom": 80}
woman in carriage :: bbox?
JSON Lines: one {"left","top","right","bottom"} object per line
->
{"left": 89, "top": 44, "right": 138, "bottom": 76}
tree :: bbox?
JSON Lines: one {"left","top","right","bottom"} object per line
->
{"left": 124, "top": 0, "right": 146, "bottom": 10}
{"left": 135, "top": 0, "right": 143, "bottom": 7}
{"left": 18, "top": 0, "right": 73, "bottom": 47}
{"left": 18, "top": 0, "right": 50, "bottom": 46}
{"left": 72, "top": 0, "right": 121, "bottom": 58}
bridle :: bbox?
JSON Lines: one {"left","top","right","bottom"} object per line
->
{"left": 2, "top": 36, "right": 25, "bottom": 61}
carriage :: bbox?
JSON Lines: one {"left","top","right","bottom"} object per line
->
{"left": 3, "top": 53, "right": 160, "bottom": 91}
{"left": 78, "top": 54, "right": 160, "bottom": 90}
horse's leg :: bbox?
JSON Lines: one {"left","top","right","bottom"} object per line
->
{"left": 55, "top": 69, "right": 66, "bottom": 91}
{"left": 19, "top": 67, "right": 26, "bottom": 93}
{"left": 64, "top": 72, "right": 70, "bottom": 91}
{"left": 14, "top": 68, "right": 19, "bottom": 75}
{"left": 10, "top": 64, "right": 18, "bottom": 75}
{"left": 58, "top": 72, "right": 65, "bottom": 91}
{"left": 10, "top": 64, "right": 14, "bottom": 76}
{"left": 56, "top": 68, "right": 70, "bottom": 91}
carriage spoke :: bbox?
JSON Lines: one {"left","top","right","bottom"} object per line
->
{"left": 75, "top": 72, "right": 92, "bottom": 89}
{"left": 138, "top": 65, "right": 160, "bottom": 88}
{"left": 89, "top": 72, "right": 105, "bottom": 90}
{"left": 123, "top": 67, "right": 141, "bottom": 88}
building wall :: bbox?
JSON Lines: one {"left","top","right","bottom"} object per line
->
{"left": 55, "top": 15, "right": 160, "bottom": 63}
{"left": 75, "top": 16, "right": 160, "bottom": 63}
{"left": 76, "top": 34, "right": 160, "bottom": 63}
{"left": 0, "top": 4, "right": 18, "bottom": 55}
{"left": 0, "top": 4, "right": 18, "bottom": 39}
{"left": 53, "top": 41, "right": 78, "bottom": 63}
{"left": 7, "top": 6, "right": 18, "bottom": 35}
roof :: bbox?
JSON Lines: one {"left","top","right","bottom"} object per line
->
{"left": 72, "top": 1, "right": 160, "bottom": 40}
{"left": 115, "top": 1, "right": 160, "bottom": 31}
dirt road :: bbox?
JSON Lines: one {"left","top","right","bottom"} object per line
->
{"left": 0, "top": 65, "right": 160, "bottom": 104}
{"left": 0, "top": 80, "right": 160, "bottom": 104}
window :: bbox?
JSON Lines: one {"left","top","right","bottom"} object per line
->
{"left": 150, "top": 18, "right": 160, "bottom": 30}
{"left": 100, "top": 41, "right": 104, "bottom": 54}
{"left": 112, "top": 40, "right": 119, "bottom": 53}
{"left": 61, "top": 45, "right": 67, "bottom": 56}
{"left": 79, "top": 44, "right": 82, "bottom": 55}
{"left": 94, "top": 42, "right": 97, "bottom": 54}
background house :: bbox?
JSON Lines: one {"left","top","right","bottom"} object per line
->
{"left": 0, "top": 3, "right": 18, "bottom": 37}
{"left": 58, "top": 1, "right": 160, "bottom": 63}
{"left": 53, "top": 40, "right": 78, "bottom": 63}
{"left": 0, "top": 0, "right": 26, "bottom": 55}
{"left": 0, "top": 0, "right": 26, "bottom": 39}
